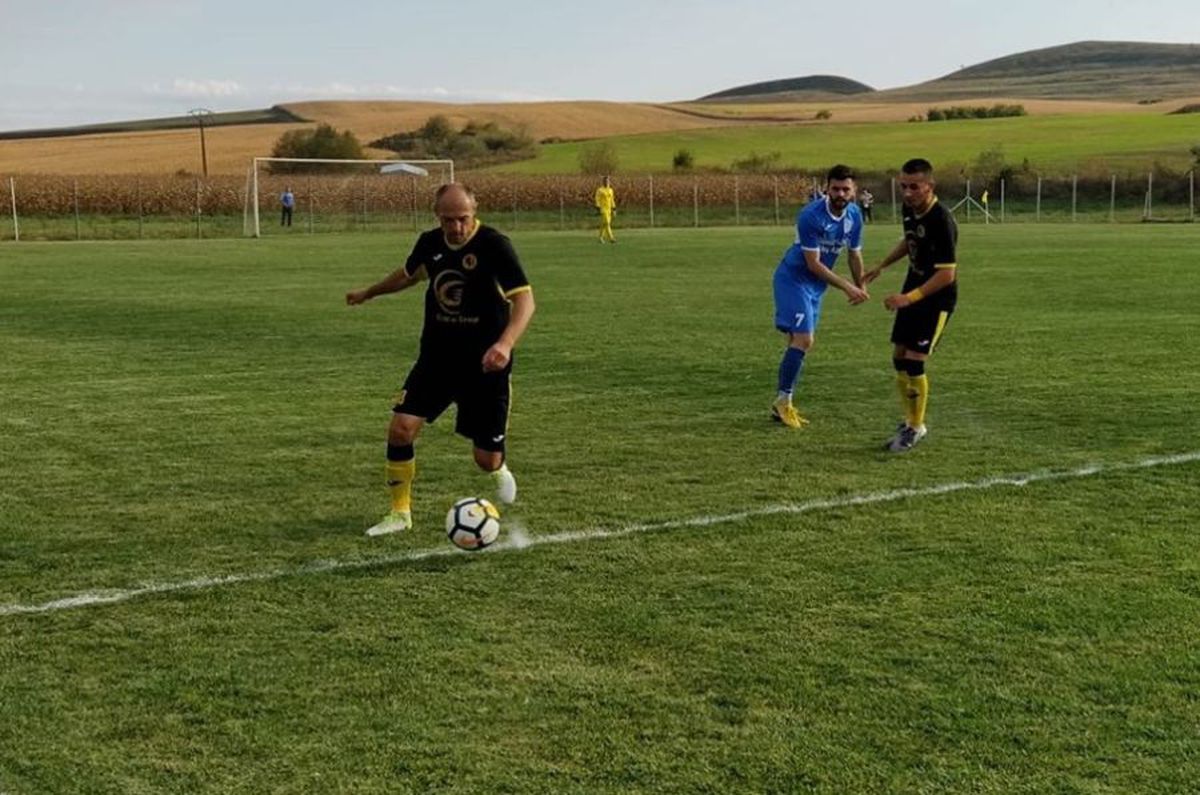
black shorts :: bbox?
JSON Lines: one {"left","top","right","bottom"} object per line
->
{"left": 393, "top": 355, "right": 512, "bottom": 452}
{"left": 891, "top": 303, "right": 953, "bottom": 356}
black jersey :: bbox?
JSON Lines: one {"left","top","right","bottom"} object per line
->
{"left": 901, "top": 198, "right": 958, "bottom": 311}
{"left": 402, "top": 222, "right": 531, "bottom": 357}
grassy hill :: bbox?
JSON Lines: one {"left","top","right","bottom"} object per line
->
{"left": 878, "top": 41, "right": 1200, "bottom": 101}
{"left": 0, "top": 107, "right": 304, "bottom": 142}
{"left": 700, "top": 75, "right": 874, "bottom": 102}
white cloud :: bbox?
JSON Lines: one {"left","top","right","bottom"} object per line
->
{"left": 266, "top": 82, "right": 560, "bottom": 103}
{"left": 146, "top": 78, "right": 246, "bottom": 99}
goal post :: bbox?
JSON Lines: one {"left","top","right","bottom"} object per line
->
{"left": 243, "top": 157, "right": 455, "bottom": 238}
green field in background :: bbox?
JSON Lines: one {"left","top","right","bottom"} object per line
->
{"left": 494, "top": 112, "right": 1200, "bottom": 175}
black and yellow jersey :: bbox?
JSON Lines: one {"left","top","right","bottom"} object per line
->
{"left": 402, "top": 221, "right": 531, "bottom": 357}
{"left": 901, "top": 198, "right": 958, "bottom": 311}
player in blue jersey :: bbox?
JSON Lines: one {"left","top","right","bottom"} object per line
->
{"left": 771, "top": 164, "right": 870, "bottom": 428}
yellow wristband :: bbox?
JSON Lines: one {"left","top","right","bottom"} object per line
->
{"left": 905, "top": 288, "right": 925, "bottom": 302}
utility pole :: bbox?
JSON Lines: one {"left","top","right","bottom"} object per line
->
{"left": 188, "top": 108, "right": 213, "bottom": 177}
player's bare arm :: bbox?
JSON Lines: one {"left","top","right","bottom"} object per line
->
{"left": 864, "top": 238, "right": 909, "bottom": 283}
{"left": 883, "top": 266, "right": 957, "bottom": 311}
{"left": 804, "top": 249, "right": 869, "bottom": 304}
{"left": 483, "top": 289, "right": 536, "bottom": 372}
{"left": 848, "top": 249, "right": 867, "bottom": 289}
{"left": 345, "top": 267, "right": 422, "bottom": 305}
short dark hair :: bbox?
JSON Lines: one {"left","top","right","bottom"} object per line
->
{"left": 826, "top": 164, "right": 856, "bottom": 183}
{"left": 901, "top": 158, "right": 934, "bottom": 176}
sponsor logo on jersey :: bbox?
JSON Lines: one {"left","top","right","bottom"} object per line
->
{"left": 434, "top": 271, "right": 466, "bottom": 315}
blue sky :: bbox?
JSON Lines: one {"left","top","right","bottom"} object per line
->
{"left": 2, "top": 0, "right": 1198, "bottom": 131}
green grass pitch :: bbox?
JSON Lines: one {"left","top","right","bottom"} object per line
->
{"left": 2, "top": 223, "right": 1199, "bottom": 793}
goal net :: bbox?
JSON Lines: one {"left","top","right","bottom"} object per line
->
{"left": 242, "top": 157, "right": 455, "bottom": 237}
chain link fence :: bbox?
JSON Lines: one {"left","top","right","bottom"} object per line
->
{"left": 1, "top": 170, "right": 1195, "bottom": 241}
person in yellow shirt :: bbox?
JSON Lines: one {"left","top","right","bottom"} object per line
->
{"left": 593, "top": 176, "right": 616, "bottom": 243}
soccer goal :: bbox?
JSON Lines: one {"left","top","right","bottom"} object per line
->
{"left": 242, "top": 157, "right": 455, "bottom": 237}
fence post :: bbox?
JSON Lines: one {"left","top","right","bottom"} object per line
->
{"left": 511, "top": 184, "right": 517, "bottom": 230}
{"left": 890, "top": 177, "right": 897, "bottom": 223}
{"left": 9, "top": 177, "right": 19, "bottom": 242}
{"left": 1071, "top": 174, "right": 1077, "bottom": 222}
{"left": 1036, "top": 176, "right": 1042, "bottom": 222}
{"left": 648, "top": 174, "right": 655, "bottom": 229}
{"left": 1190, "top": 170, "right": 1195, "bottom": 222}
{"left": 362, "top": 176, "right": 368, "bottom": 228}
{"left": 558, "top": 184, "right": 564, "bottom": 231}
{"left": 74, "top": 179, "right": 81, "bottom": 240}
{"left": 773, "top": 176, "right": 780, "bottom": 225}
{"left": 409, "top": 177, "right": 416, "bottom": 232}
{"left": 1109, "top": 175, "right": 1116, "bottom": 223}
{"left": 1000, "top": 178, "right": 1005, "bottom": 223}
{"left": 734, "top": 176, "right": 740, "bottom": 226}
{"left": 965, "top": 178, "right": 971, "bottom": 222}
{"left": 137, "top": 178, "right": 143, "bottom": 239}
{"left": 195, "top": 176, "right": 202, "bottom": 239}
{"left": 1145, "top": 171, "right": 1153, "bottom": 220}
{"left": 310, "top": 176, "right": 316, "bottom": 234}
{"left": 693, "top": 179, "right": 699, "bottom": 228}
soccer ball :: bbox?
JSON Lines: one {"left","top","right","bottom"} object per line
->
{"left": 446, "top": 497, "right": 501, "bottom": 551}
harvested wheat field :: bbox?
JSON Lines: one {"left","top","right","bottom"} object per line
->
{"left": 0, "top": 101, "right": 742, "bottom": 176}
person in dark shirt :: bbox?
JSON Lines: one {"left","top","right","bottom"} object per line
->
{"left": 346, "top": 184, "right": 536, "bottom": 535}
{"left": 864, "top": 159, "right": 959, "bottom": 453}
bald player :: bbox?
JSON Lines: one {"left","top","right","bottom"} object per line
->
{"left": 346, "top": 184, "right": 536, "bottom": 536}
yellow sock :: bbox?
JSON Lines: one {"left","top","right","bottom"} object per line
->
{"left": 385, "top": 459, "right": 415, "bottom": 513}
{"left": 895, "top": 371, "right": 912, "bottom": 425}
{"left": 909, "top": 374, "right": 929, "bottom": 428}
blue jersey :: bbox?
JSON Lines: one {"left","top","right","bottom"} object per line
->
{"left": 775, "top": 197, "right": 864, "bottom": 295}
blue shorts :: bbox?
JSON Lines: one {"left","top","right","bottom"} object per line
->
{"left": 773, "top": 268, "right": 823, "bottom": 335}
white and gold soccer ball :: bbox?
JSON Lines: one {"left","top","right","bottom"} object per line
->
{"left": 446, "top": 497, "right": 501, "bottom": 551}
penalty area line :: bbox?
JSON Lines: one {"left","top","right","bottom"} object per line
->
{"left": 2, "top": 451, "right": 1198, "bottom": 618}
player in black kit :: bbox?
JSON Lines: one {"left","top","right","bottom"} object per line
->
{"left": 864, "top": 159, "right": 959, "bottom": 453}
{"left": 346, "top": 183, "right": 535, "bottom": 535}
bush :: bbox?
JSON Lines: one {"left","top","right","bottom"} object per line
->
{"left": 1171, "top": 104, "right": 1200, "bottom": 115}
{"left": 814, "top": 109, "right": 832, "bottom": 120}
{"left": 926, "top": 104, "right": 1026, "bottom": 122}
{"left": 578, "top": 142, "right": 619, "bottom": 175}
{"left": 371, "top": 116, "right": 535, "bottom": 167}
{"left": 672, "top": 149, "right": 695, "bottom": 172}
{"left": 269, "top": 124, "right": 364, "bottom": 172}
{"left": 731, "top": 151, "right": 784, "bottom": 173}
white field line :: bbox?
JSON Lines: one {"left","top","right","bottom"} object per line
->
{"left": 2, "top": 451, "right": 1198, "bottom": 618}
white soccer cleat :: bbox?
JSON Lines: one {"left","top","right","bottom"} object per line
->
{"left": 491, "top": 465, "right": 517, "bottom": 505}
{"left": 366, "top": 510, "right": 412, "bottom": 537}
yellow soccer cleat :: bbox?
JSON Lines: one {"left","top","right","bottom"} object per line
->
{"left": 771, "top": 398, "right": 809, "bottom": 429}
{"left": 366, "top": 510, "right": 412, "bottom": 537}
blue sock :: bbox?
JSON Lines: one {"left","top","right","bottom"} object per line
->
{"left": 777, "top": 347, "right": 806, "bottom": 395}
